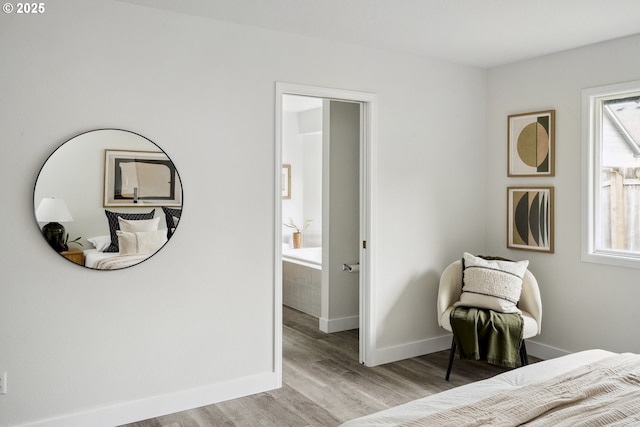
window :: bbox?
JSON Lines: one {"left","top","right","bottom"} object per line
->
{"left": 583, "top": 81, "right": 640, "bottom": 268}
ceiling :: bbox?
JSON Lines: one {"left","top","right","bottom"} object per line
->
{"left": 118, "top": 0, "right": 640, "bottom": 68}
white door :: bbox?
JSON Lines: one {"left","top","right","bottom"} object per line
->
{"left": 275, "top": 83, "right": 377, "bottom": 387}
{"left": 320, "top": 100, "right": 361, "bottom": 333}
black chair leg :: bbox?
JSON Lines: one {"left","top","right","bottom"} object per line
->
{"left": 520, "top": 340, "right": 529, "bottom": 366}
{"left": 445, "top": 337, "right": 456, "bottom": 381}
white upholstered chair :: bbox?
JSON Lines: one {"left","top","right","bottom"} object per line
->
{"left": 437, "top": 259, "right": 542, "bottom": 380}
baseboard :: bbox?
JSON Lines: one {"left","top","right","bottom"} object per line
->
{"left": 367, "top": 335, "right": 572, "bottom": 367}
{"left": 370, "top": 334, "right": 452, "bottom": 366}
{"left": 319, "top": 315, "right": 359, "bottom": 333}
{"left": 17, "top": 372, "right": 278, "bottom": 427}
{"left": 525, "top": 339, "right": 571, "bottom": 360}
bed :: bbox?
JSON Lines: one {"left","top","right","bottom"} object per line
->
{"left": 84, "top": 248, "right": 119, "bottom": 269}
{"left": 83, "top": 213, "right": 170, "bottom": 270}
{"left": 340, "top": 349, "right": 640, "bottom": 426}
{"left": 83, "top": 248, "right": 153, "bottom": 269}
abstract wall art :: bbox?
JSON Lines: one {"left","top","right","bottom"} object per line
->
{"left": 282, "top": 164, "right": 291, "bottom": 199}
{"left": 508, "top": 110, "right": 555, "bottom": 177}
{"left": 104, "top": 150, "right": 181, "bottom": 207}
{"left": 507, "top": 186, "right": 554, "bottom": 253}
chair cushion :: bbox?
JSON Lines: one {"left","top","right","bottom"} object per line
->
{"left": 456, "top": 252, "right": 529, "bottom": 314}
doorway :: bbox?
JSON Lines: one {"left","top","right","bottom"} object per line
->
{"left": 274, "top": 83, "right": 377, "bottom": 386}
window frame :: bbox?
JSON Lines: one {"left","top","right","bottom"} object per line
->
{"left": 582, "top": 80, "right": 640, "bottom": 268}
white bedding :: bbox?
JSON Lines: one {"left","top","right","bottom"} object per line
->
{"left": 83, "top": 249, "right": 151, "bottom": 269}
{"left": 84, "top": 249, "right": 119, "bottom": 269}
{"left": 339, "top": 349, "right": 617, "bottom": 427}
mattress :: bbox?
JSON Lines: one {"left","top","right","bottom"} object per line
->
{"left": 339, "top": 349, "right": 616, "bottom": 427}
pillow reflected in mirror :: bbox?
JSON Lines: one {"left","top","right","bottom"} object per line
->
{"left": 162, "top": 206, "right": 181, "bottom": 239}
{"left": 117, "top": 230, "right": 167, "bottom": 255}
{"left": 87, "top": 235, "right": 111, "bottom": 252}
{"left": 104, "top": 209, "right": 155, "bottom": 252}
{"left": 118, "top": 217, "right": 160, "bottom": 233}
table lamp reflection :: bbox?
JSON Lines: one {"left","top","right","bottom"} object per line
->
{"left": 35, "top": 197, "right": 73, "bottom": 252}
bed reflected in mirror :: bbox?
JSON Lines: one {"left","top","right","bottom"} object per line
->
{"left": 34, "top": 129, "right": 183, "bottom": 270}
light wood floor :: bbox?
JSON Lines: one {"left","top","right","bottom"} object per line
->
{"left": 121, "top": 306, "right": 539, "bottom": 427}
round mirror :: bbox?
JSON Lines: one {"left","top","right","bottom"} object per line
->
{"left": 34, "top": 129, "right": 183, "bottom": 270}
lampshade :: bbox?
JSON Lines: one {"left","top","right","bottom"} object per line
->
{"left": 36, "top": 198, "right": 74, "bottom": 223}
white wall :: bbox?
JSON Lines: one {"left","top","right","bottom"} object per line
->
{"left": 301, "top": 108, "right": 323, "bottom": 241}
{"left": 282, "top": 106, "right": 322, "bottom": 247}
{"left": 486, "top": 34, "right": 640, "bottom": 359}
{"left": 0, "top": 0, "right": 486, "bottom": 425}
{"left": 302, "top": 132, "right": 323, "bottom": 243}
{"left": 281, "top": 110, "right": 304, "bottom": 244}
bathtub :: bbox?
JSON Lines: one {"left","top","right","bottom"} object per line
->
{"left": 282, "top": 246, "right": 322, "bottom": 318}
{"left": 282, "top": 246, "right": 322, "bottom": 269}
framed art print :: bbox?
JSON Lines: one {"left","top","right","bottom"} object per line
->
{"left": 508, "top": 110, "right": 555, "bottom": 177}
{"left": 282, "top": 164, "right": 291, "bottom": 199}
{"left": 104, "top": 150, "right": 181, "bottom": 207}
{"left": 507, "top": 186, "right": 554, "bottom": 253}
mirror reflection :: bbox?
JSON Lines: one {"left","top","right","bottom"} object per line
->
{"left": 34, "top": 129, "right": 182, "bottom": 270}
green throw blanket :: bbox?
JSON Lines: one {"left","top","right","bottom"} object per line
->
{"left": 450, "top": 306, "right": 523, "bottom": 368}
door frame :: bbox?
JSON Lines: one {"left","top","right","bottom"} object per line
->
{"left": 274, "top": 82, "right": 377, "bottom": 385}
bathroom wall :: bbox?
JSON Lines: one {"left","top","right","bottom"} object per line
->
{"left": 282, "top": 101, "right": 323, "bottom": 247}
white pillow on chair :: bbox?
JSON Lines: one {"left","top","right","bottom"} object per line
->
{"left": 455, "top": 252, "right": 529, "bottom": 314}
